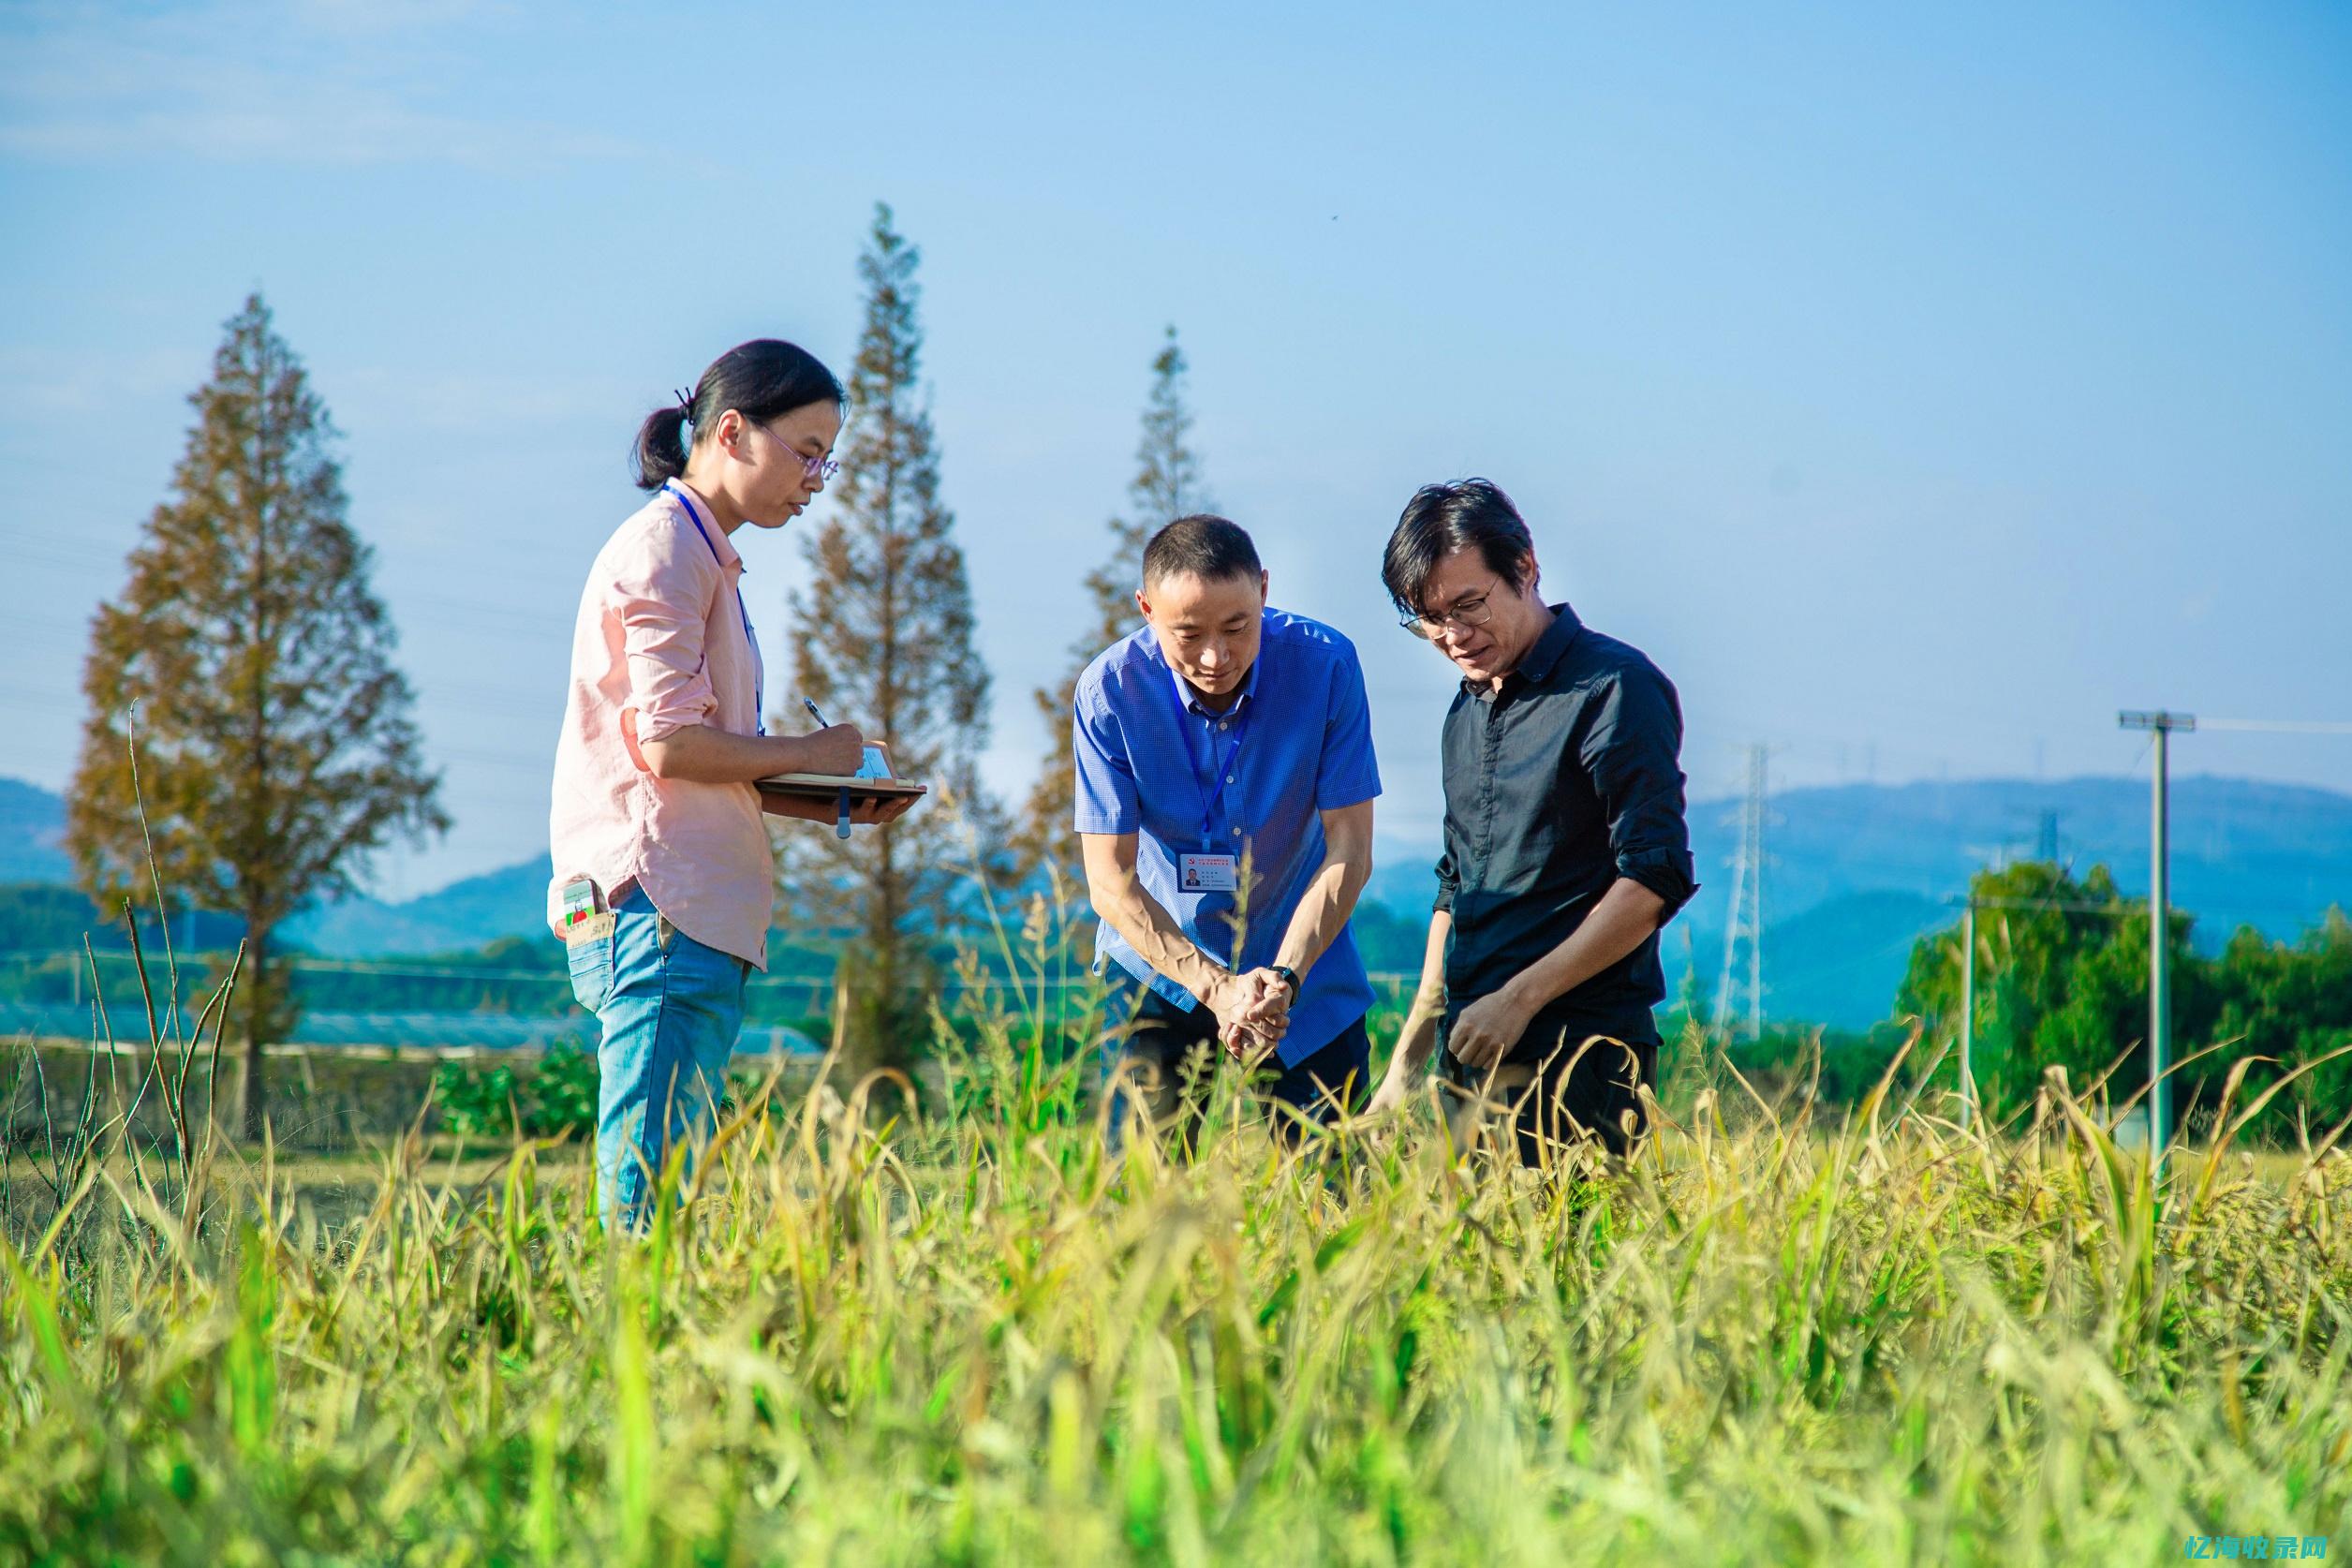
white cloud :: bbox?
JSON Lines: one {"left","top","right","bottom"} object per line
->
{"left": 0, "top": 344, "right": 203, "bottom": 420}
{"left": 282, "top": 0, "right": 513, "bottom": 37}
{"left": 0, "top": 0, "right": 641, "bottom": 170}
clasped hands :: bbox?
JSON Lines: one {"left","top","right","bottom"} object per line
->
{"left": 1205, "top": 967, "right": 1294, "bottom": 1064}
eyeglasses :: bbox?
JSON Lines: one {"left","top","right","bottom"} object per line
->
{"left": 753, "top": 420, "right": 840, "bottom": 481}
{"left": 1400, "top": 589, "right": 1496, "bottom": 640}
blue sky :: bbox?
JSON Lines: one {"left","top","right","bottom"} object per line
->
{"left": 4, "top": 0, "right": 2349, "bottom": 897}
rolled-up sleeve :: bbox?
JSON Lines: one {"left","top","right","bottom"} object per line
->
{"left": 1432, "top": 847, "right": 1458, "bottom": 914}
{"left": 1072, "top": 683, "right": 1140, "bottom": 836}
{"left": 608, "top": 522, "right": 719, "bottom": 746}
{"left": 1577, "top": 664, "right": 1698, "bottom": 918}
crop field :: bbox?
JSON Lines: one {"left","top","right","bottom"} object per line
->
{"left": 4, "top": 1020, "right": 2351, "bottom": 1566}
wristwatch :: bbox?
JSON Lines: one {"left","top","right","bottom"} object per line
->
{"left": 1270, "top": 964, "right": 1299, "bottom": 1000}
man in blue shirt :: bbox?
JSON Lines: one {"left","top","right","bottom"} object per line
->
{"left": 1073, "top": 515, "right": 1382, "bottom": 1148}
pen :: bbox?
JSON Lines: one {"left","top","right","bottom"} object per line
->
{"left": 803, "top": 697, "right": 852, "bottom": 836}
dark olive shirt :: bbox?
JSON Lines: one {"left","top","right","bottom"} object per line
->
{"left": 1434, "top": 603, "right": 1697, "bottom": 1057}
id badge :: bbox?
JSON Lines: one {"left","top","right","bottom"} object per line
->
{"left": 557, "top": 877, "right": 607, "bottom": 941}
{"left": 1178, "top": 853, "right": 1238, "bottom": 893}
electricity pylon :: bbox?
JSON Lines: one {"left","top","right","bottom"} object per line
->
{"left": 1712, "top": 745, "right": 1769, "bottom": 1042}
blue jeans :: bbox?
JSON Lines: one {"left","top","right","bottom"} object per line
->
{"left": 567, "top": 885, "right": 749, "bottom": 1225}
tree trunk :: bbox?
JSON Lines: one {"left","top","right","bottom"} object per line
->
{"left": 237, "top": 922, "right": 270, "bottom": 1141}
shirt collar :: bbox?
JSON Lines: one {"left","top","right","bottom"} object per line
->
{"left": 1471, "top": 601, "right": 1584, "bottom": 691}
{"left": 665, "top": 481, "right": 744, "bottom": 573}
{"left": 1164, "top": 643, "right": 1264, "bottom": 718}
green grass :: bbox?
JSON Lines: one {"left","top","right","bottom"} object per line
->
{"left": 5, "top": 1014, "right": 2350, "bottom": 1568}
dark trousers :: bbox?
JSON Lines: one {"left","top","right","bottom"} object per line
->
{"left": 1101, "top": 970, "right": 1370, "bottom": 1153}
{"left": 1441, "top": 1020, "right": 1658, "bottom": 1165}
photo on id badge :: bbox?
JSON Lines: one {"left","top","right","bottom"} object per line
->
{"left": 1180, "top": 853, "right": 1237, "bottom": 893}
{"left": 560, "top": 877, "right": 615, "bottom": 1013}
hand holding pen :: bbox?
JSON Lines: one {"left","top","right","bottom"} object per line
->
{"left": 795, "top": 697, "right": 865, "bottom": 777}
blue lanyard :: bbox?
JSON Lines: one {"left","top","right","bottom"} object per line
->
{"left": 663, "top": 481, "right": 766, "bottom": 736}
{"left": 1166, "top": 673, "right": 1250, "bottom": 851}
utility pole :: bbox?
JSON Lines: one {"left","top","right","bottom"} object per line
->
{"left": 1713, "top": 745, "right": 1768, "bottom": 1041}
{"left": 2119, "top": 709, "right": 2193, "bottom": 1170}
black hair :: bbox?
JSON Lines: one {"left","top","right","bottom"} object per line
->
{"left": 1143, "top": 514, "right": 1263, "bottom": 587}
{"left": 1381, "top": 478, "right": 1537, "bottom": 615}
{"left": 630, "top": 338, "right": 845, "bottom": 491}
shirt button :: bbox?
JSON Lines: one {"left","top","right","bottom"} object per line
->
{"left": 1231, "top": 827, "right": 1242, "bottom": 837}
{"left": 1218, "top": 721, "right": 1229, "bottom": 731}
{"left": 1225, "top": 774, "right": 1236, "bottom": 783}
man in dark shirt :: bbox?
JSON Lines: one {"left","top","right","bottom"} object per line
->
{"left": 1367, "top": 480, "right": 1696, "bottom": 1163}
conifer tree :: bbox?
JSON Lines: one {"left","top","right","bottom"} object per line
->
{"left": 1013, "top": 326, "right": 1211, "bottom": 876}
{"left": 780, "top": 204, "right": 997, "bottom": 1070}
{"left": 67, "top": 293, "right": 447, "bottom": 1138}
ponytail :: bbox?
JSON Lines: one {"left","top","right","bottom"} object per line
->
{"left": 628, "top": 340, "right": 843, "bottom": 492}
{"left": 630, "top": 405, "right": 690, "bottom": 490}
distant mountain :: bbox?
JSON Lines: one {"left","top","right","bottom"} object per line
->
{"left": 1681, "top": 775, "right": 2352, "bottom": 943}
{"left": 1692, "top": 890, "right": 1953, "bottom": 1032}
{"left": 10, "top": 774, "right": 2352, "bottom": 1018}
{"left": 283, "top": 856, "right": 554, "bottom": 954}
{"left": 0, "top": 777, "right": 551, "bottom": 957}
{"left": 1369, "top": 774, "right": 2352, "bottom": 1028}
{"left": 0, "top": 778, "right": 70, "bottom": 884}
{"left": 1376, "top": 774, "right": 2352, "bottom": 938}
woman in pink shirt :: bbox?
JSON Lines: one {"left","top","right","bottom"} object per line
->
{"left": 550, "top": 339, "right": 910, "bottom": 1226}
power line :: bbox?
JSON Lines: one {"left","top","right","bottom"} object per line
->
{"left": 1955, "top": 895, "right": 2135, "bottom": 916}
{"left": 2196, "top": 717, "right": 2352, "bottom": 735}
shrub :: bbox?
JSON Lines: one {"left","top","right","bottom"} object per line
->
{"left": 433, "top": 1036, "right": 598, "bottom": 1141}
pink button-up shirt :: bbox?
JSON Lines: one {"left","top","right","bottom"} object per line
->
{"left": 548, "top": 482, "right": 772, "bottom": 969}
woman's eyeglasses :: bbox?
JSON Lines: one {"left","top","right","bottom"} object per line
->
{"left": 753, "top": 420, "right": 840, "bottom": 481}
{"left": 1400, "top": 590, "right": 1495, "bottom": 640}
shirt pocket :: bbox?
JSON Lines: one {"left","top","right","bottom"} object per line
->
{"left": 565, "top": 911, "right": 616, "bottom": 1014}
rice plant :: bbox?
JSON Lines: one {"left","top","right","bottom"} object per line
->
{"left": 6, "top": 915, "right": 2350, "bottom": 1566}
